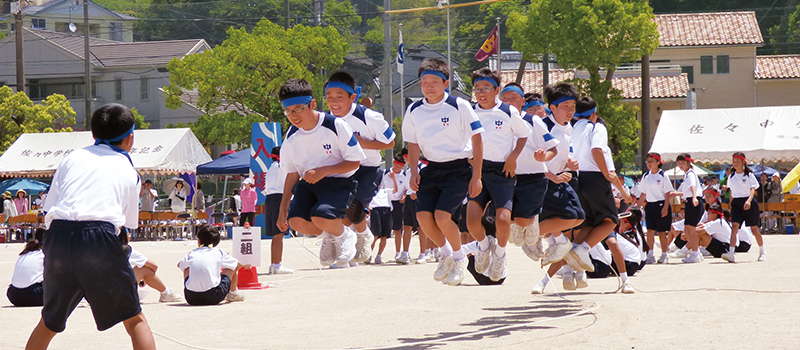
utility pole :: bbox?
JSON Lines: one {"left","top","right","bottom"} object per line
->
{"left": 284, "top": 0, "right": 290, "bottom": 28}
{"left": 381, "top": 0, "right": 392, "bottom": 168}
{"left": 84, "top": 0, "right": 92, "bottom": 130}
{"left": 14, "top": 8, "right": 24, "bottom": 94}
{"left": 496, "top": 17, "right": 501, "bottom": 72}
{"left": 542, "top": 52, "right": 549, "bottom": 88}
{"left": 641, "top": 54, "right": 651, "bottom": 171}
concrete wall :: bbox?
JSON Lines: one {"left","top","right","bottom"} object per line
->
{"left": 755, "top": 79, "right": 800, "bottom": 107}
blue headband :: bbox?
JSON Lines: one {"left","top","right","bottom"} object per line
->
{"left": 324, "top": 82, "right": 363, "bottom": 102}
{"left": 473, "top": 77, "right": 498, "bottom": 87}
{"left": 500, "top": 86, "right": 524, "bottom": 98}
{"left": 420, "top": 70, "right": 448, "bottom": 82}
{"left": 545, "top": 107, "right": 553, "bottom": 115}
{"left": 94, "top": 123, "right": 135, "bottom": 165}
{"left": 550, "top": 96, "right": 576, "bottom": 106}
{"left": 522, "top": 100, "right": 544, "bottom": 111}
{"left": 575, "top": 107, "right": 597, "bottom": 118}
{"left": 281, "top": 95, "right": 314, "bottom": 109}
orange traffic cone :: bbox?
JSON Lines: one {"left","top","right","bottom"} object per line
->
{"left": 237, "top": 266, "right": 269, "bottom": 290}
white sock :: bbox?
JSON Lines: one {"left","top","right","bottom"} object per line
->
{"left": 660, "top": 252, "right": 668, "bottom": 257}
{"left": 620, "top": 272, "right": 629, "bottom": 283}
{"left": 580, "top": 241, "right": 591, "bottom": 250}
{"left": 401, "top": 250, "right": 408, "bottom": 256}
{"left": 554, "top": 234, "right": 568, "bottom": 244}
{"left": 760, "top": 246, "right": 766, "bottom": 252}
{"left": 356, "top": 226, "right": 367, "bottom": 235}
{"left": 647, "top": 250, "right": 655, "bottom": 259}
{"left": 441, "top": 241, "right": 453, "bottom": 257}
{"left": 678, "top": 245, "right": 688, "bottom": 253}
{"left": 494, "top": 244, "right": 506, "bottom": 257}
{"left": 161, "top": 287, "right": 172, "bottom": 295}
{"left": 545, "top": 235, "right": 556, "bottom": 245}
{"left": 426, "top": 248, "right": 432, "bottom": 254}
{"left": 478, "top": 237, "right": 490, "bottom": 251}
{"left": 453, "top": 248, "right": 466, "bottom": 262}
{"left": 417, "top": 252, "right": 425, "bottom": 259}
{"left": 728, "top": 246, "right": 735, "bottom": 254}
{"left": 540, "top": 274, "right": 551, "bottom": 286}
{"left": 333, "top": 225, "right": 348, "bottom": 239}
{"left": 574, "top": 271, "right": 585, "bottom": 281}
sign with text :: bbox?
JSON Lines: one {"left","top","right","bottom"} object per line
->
{"left": 232, "top": 226, "right": 261, "bottom": 267}
{"left": 251, "top": 123, "right": 282, "bottom": 238}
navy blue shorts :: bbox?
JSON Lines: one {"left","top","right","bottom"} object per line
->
{"left": 684, "top": 197, "right": 704, "bottom": 227}
{"left": 540, "top": 179, "right": 585, "bottom": 222}
{"left": 470, "top": 161, "right": 515, "bottom": 211}
{"left": 512, "top": 173, "right": 548, "bottom": 219}
{"left": 736, "top": 241, "right": 751, "bottom": 253}
{"left": 391, "top": 201, "right": 403, "bottom": 231}
{"left": 7, "top": 282, "right": 43, "bottom": 307}
{"left": 416, "top": 159, "right": 471, "bottom": 218}
{"left": 369, "top": 207, "right": 392, "bottom": 238}
{"left": 288, "top": 177, "right": 356, "bottom": 222}
{"left": 184, "top": 274, "right": 231, "bottom": 306}
{"left": 403, "top": 198, "right": 418, "bottom": 229}
{"left": 42, "top": 220, "right": 141, "bottom": 332}
{"left": 644, "top": 200, "right": 672, "bottom": 232}
{"left": 352, "top": 166, "right": 383, "bottom": 207}
{"left": 706, "top": 237, "right": 730, "bottom": 258}
{"left": 730, "top": 197, "right": 760, "bottom": 227}
{"left": 576, "top": 172, "right": 619, "bottom": 227}
{"left": 265, "top": 194, "right": 288, "bottom": 237}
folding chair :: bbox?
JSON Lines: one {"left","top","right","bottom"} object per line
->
{"left": 138, "top": 212, "right": 153, "bottom": 240}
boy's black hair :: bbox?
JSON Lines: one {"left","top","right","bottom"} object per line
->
{"left": 20, "top": 228, "right": 46, "bottom": 256}
{"left": 393, "top": 152, "right": 406, "bottom": 164}
{"left": 144, "top": 179, "right": 152, "bottom": 185}
{"left": 676, "top": 153, "right": 693, "bottom": 163}
{"left": 575, "top": 96, "right": 597, "bottom": 116}
{"left": 271, "top": 146, "right": 281, "bottom": 156}
{"left": 197, "top": 225, "right": 221, "bottom": 247}
{"left": 400, "top": 147, "right": 409, "bottom": 157}
{"left": 733, "top": 152, "right": 752, "bottom": 175}
{"left": 470, "top": 68, "right": 501, "bottom": 87}
{"left": 91, "top": 103, "right": 135, "bottom": 146}
{"left": 418, "top": 58, "right": 450, "bottom": 80}
{"left": 543, "top": 83, "right": 578, "bottom": 107}
{"left": 524, "top": 92, "right": 543, "bottom": 103}
{"left": 325, "top": 71, "right": 356, "bottom": 93}
{"left": 196, "top": 183, "right": 202, "bottom": 190}
{"left": 278, "top": 79, "right": 314, "bottom": 101}
{"left": 619, "top": 208, "right": 648, "bottom": 252}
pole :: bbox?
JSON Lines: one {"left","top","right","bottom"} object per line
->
{"left": 399, "top": 23, "right": 404, "bottom": 118}
{"left": 542, "top": 52, "right": 549, "bottom": 88}
{"left": 83, "top": 0, "right": 92, "bottom": 130}
{"left": 496, "top": 17, "right": 501, "bottom": 72}
{"left": 446, "top": 3, "right": 452, "bottom": 91}
{"left": 641, "top": 54, "right": 651, "bottom": 171}
{"left": 284, "top": 0, "right": 290, "bottom": 28}
{"left": 14, "top": 11, "right": 24, "bottom": 94}
{"left": 382, "top": 0, "right": 393, "bottom": 168}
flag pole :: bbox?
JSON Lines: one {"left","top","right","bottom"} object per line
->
{"left": 399, "top": 23, "right": 405, "bottom": 116}
{"left": 447, "top": 1, "right": 452, "bottom": 91}
{"left": 496, "top": 17, "right": 501, "bottom": 72}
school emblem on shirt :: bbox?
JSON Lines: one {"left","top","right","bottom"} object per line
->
{"left": 656, "top": 179, "right": 661, "bottom": 184}
{"left": 495, "top": 120, "right": 503, "bottom": 129}
{"left": 354, "top": 131, "right": 360, "bottom": 136}
{"left": 323, "top": 144, "right": 332, "bottom": 154}
{"left": 441, "top": 117, "right": 450, "bottom": 126}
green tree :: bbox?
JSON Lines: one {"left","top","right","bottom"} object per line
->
{"left": 132, "top": 108, "right": 151, "bottom": 129}
{"left": 364, "top": 0, "right": 449, "bottom": 63}
{"left": 508, "top": 0, "right": 659, "bottom": 163}
{"left": 0, "top": 86, "right": 76, "bottom": 154}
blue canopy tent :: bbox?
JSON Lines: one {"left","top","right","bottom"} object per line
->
{"left": 0, "top": 178, "right": 49, "bottom": 196}
{"left": 196, "top": 149, "right": 251, "bottom": 175}
{"left": 749, "top": 164, "right": 788, "bottom": 178}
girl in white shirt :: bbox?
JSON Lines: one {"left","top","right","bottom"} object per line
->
{"left": 696, "top": 204, "right": 733, "bottom": 258}
{"left": 7, "top": 228, "right": 44, "bottom": 306}
{"left": 671, "top": 153, "right": 702, "bottom": 263}
{"left": 169, "top": 180, "right": 189, "bottom": 213}
{"left": 637, "top": 152, "right": 675, "bottom": 264}
{"left": 720, "top": 152, "right": 765, "bottom": 263}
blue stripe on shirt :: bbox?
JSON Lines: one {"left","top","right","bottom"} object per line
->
{"left": 470, "top": 121, "right": 482, "bottom": 131}
{"left": 383, "top": 126, "right": 395, "bottom": 140}
{"left": 543, "top": 133, "right": 555, "bottom": 142}
{"left": 347, "top": 134, "right": 358, "bottom": 147}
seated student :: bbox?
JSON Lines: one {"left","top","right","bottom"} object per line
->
{"left": 125, "top": 233, "right": 182, "bottom": 303}
{"left": 586, "top": 210, "right": 645, "bottom": 280}
{"left": 736, "top": 225, "right": 753, "bottom": 252}
{"left": 178, "top": 225, "right": 245, "bottom": 305}
{"left": 7, "top": 228, "right": 45, "bottom": 307}
{"left": 695, "top": 204, "right": 735, "bottom": 258}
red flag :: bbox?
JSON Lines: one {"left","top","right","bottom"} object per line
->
{"left": 475, "top": 26, "right": 498, "bottom": 62}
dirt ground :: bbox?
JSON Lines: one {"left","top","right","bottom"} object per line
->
{"left": 3, "top": 233, "right": 800, "bottom": 350}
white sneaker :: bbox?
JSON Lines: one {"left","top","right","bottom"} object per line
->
{"left": 396, "top": 251, "right": 410, "bottom": 264}
{"left": 531, "top": 281, "right": 546, "bottom": 295}
{"left": 158, "top": 290, "right": 182, "bottom": 303}
{"left": 521, "top": 240, "right": 544, "bottom": 262}
{"left": 541, "top": 239, "right": 572, "bottom": 266}
{"left": 474, "top": 239, "right": 493, "bottom": 274}
{"left": 567, "top": 244, "right": 594, "bottom": 272}
{"left": 415, "top": 253, "right": 427, "bottom": 264}
{"left": 699, "top": 247, "right": 712, "bottom": 257}
{"left": 645, "top": 253, "right": 656, "bottom": 264}
{"left": 335, "top": 228, "right": 357, "bottom": 264}
{"left": 758, "top": 249, "right": 767, "bottom": 261}
{"left": 374, "top": 255, "right": 383, "bottom": 265}
{"left": 621, "top": 282, "right": 635, "bottom": 294}
{"left": 574, "top": 271, "right": 588, "bottom": 289}
{"left": 394, "top": 252, "right": 401, "bottom": 260}
{"left": 488, "top": 249, "right": 506, "bottom": 282}
{"left": 562, "top": 272, "right": 577, "bottom": 290}
{"left": 352, "top": 230, "right": 374, "bottom": 263}
{"left": 434, "top": 256, "right": 453, "bottom": 282}
{"left": 319, "top": 233, "right": 336, "bottom": 266}
{"left": 510, "top": 223, "right": 525, "bottom": 247}
{"left": 271, "top": 265, "right": 294, "bottom": 274}
{"left": 668, "top": 243, "right": 679, "bottom": 253}
{"left": 349, "top": 261, "right": 359, "bottom": 267}
{"left": 657, "top": 254, "right": 669, "bottom": 264}
{"left": 446, "top": 258, "right": 468, "bottom": 286}
{"left": 669, "top": 248, "right": 689, "bottom": 259}
{"left": 721, "top": 250, "right": 736, "bottom": 263}
{"left": 425, "top": 251, "right": 436, "bottom": 263}
{"left": 225, "top": 290, "right": 245, "bottom": 302}
{"left": 524, "top": 218, "right": 541, "bottom": 245}
{"left": 681, "top": 252, "right": 702, "bottom": 263}
{"left": 329, "top": 262, "right": 349, "bottom": 269}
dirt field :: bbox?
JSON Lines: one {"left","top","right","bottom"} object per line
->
{"left": 3, "top": 233, "right": 800, "bottom": 350}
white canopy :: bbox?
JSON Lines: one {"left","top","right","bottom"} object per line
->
{"left": 649, "top": 106, "right": 800, "bottom": 164}
{"left": 0, "top": 128, "right": 212, "bottom": 177}
{"left": 662, "top": 164, "right": 715, "bottom": 180}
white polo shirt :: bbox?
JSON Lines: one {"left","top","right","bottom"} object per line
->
{"left": 617, "top": 233, "right": 642, "bottom": 263}
{"left": 128, "top": 248, "right": 148, "bottom": 268}
{"left": 281, "top": 112, "right": 367, "bottom": 179}
{"left": 339, "top": 103, "right": 396, "bottom": 167}
{"left": 518, "top": 113, "right": 559, "bottom": 175}
{"left": 678, "top": 169, "right": 701, "bottom": 200}
{"left": 542, "top": 115, "right": 573, "bottom": 175}
{"left": 179, "top": 246, "right": 240, "bottom": 293}
{"left": 573, "top": 119, "right": 613, "bottom": 172}
{"left": 640, "top": 169, "right": 674, "bottom": 202}
{"left": 264, "top": 161, "right": 286, "bottom": 196}
{"left": 472, "top": 100, "right": 531, "bottom": 162}
{"left": 44, "top": 144, "right": 139, "bottom": 230}
{"left": 702, "top": 217, "right": 733, "bottom": 245}
{"left": 402, "top": 93, "right": 484, "bottom": 162}
{"left": 369, "top": 171, "right": 393, "bottom": 209}
{"left": 386, "top": 169, "right": 407, "bottom": 202}
{"left": 728, "top": 171, "right": 759, "bottom": 198}
{"left": 11, "top": 250, "right": 44, "bottom": 289}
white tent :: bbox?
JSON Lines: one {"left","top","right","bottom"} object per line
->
{"left": 0, "top": 128, "right": 212, "bottom": 177}
{"left": 663, "top": 164, "right": 715, "bottom": 180}
{"left": 649, "top": 106, "right": 800, "bottom": 164}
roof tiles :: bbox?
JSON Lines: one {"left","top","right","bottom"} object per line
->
{"left": 499, "top": 70, "right": 689, "bottom": 100}
{"left": 654, "top": 11, "right": 763, "bottom": 47}
{"left": 756, "top": 55, "right": 800, "bottom": 79}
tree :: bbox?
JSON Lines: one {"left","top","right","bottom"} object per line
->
{"left": 508, "top": 0, "right": 660, "bottom": 163}
{"left": 364, "top": 0, "right": 449, "bottom": 63}
{"left": 132, "top": 108, "right": 151, "bottom": 129}
{"left": 0, "top": 86, "right": 76, "bottom": 154}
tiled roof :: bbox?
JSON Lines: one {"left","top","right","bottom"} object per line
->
{"left": 654, "top": 11, "right": 763, "bottom": 47}
{"left": 500, "top": 70, "right": 689, "bottom": 99}
{"left": 756, "top": 55, "right": 800, "bottom": 79}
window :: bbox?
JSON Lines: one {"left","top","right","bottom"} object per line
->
{"left": 700, "top": 56, "right": 713, "bottom": 75}
{"left": 71, "top": 83, "right": 84, "bottom": 98}
{"left": 28, "top": 79, "right": 42, "bottom": 100}
{"left": 115, "top": 77, "right": 123, "bottom": 101}
{"left": 31, "top": 18, "right": 46, "bottom": 29}
{"left": 681, "top": 66, "right": 694, "bottom": 84}
{"left": 109, "top": 22, "right": 123, "bottom": 41}
{"left": 717, "top": 55, "right": 729, "bottom": 74}
{"left": 140, "top": 76, "right": 149, "bottom": 101}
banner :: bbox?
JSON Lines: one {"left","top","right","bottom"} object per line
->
{"left": 475, "top": 26, "right": 499, "bottom": 62}
{"left": 232, "top": 226, "right": 261, "bottom": 267}
{"left": 251, "top": 122, "right": 282, "bottom": 238}
{"left": 397, "top": 28, "right": 404, "bottom": 74}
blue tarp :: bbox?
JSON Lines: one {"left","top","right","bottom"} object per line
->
{"left": 749, "top": 164, "right": 788, "bottom": 178}
{"left": 0, "top": 178, "right": 49, "bottom": 195}
{"left": 196, "top": 149, "right": 251, "bottom": 175}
